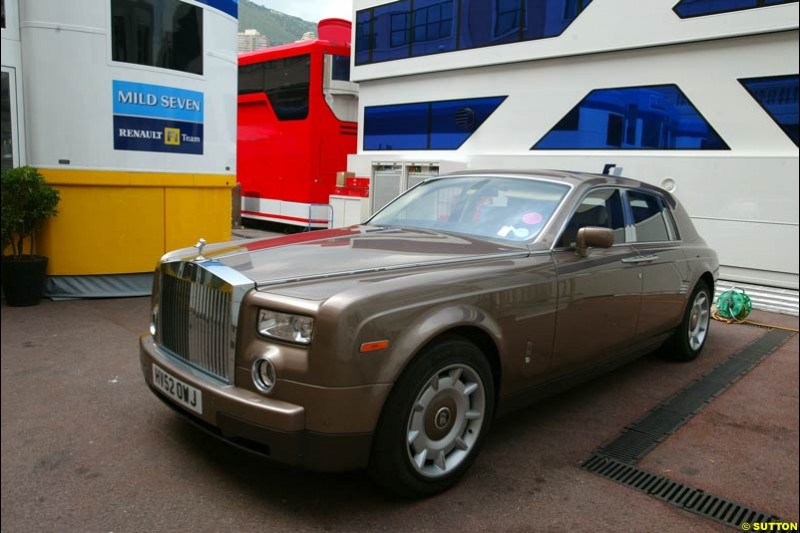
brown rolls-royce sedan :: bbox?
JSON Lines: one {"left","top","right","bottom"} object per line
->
{"left": 140, "top": 170, "right": 718, "bottom": 497}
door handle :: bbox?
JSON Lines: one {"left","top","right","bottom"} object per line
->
{"left": 621, "top": 255, "right": 659, "bottom": 264}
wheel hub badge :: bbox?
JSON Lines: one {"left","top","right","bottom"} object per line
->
{"left": 435, "top": 407, "right": 451, "bottom": 430}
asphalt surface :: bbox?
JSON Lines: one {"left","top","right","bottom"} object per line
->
{"left": 1, "top": 293, "right": 797, "bottom": 532}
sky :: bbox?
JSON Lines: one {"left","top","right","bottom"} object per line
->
{"left": 250, "top": 0, "right": 353, "bottom": 22}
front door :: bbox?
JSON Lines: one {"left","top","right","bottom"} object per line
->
{"left": 551, "top": 188, "right": 643, "bottom": 376}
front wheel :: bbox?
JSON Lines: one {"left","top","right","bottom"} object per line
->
{"left": 369, "top": 337, "right": 495, "bottom": 498}
{"left": 668, "top": 279, "right": 711, "bottom": 361}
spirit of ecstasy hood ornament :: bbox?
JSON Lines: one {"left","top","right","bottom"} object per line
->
{"left": 194, "top": 238, "right": 207, "bottom": 261}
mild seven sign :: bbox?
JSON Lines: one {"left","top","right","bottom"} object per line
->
{"left": 113, "top": 81, "right": 204, "bottom": 155}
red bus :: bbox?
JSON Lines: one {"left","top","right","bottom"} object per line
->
{"left": 237, "top": 19, "right": 357, "bottom": 228}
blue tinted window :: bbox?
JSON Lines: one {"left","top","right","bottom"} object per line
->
{"left": 364, "top": 102, "right": 429, "bottom": 150}
{"left": 374, "top": 1, "right": 411, "bottom": 62}
{"left": 355, "top": 10, "right": 372, "bottom": 65}
{"left": 673, "top": 0, "right": 796, "bottom": 18}
{"left": 460, "top": 0, "right": 521, "bottom": 49}
{"left": 740, "top": 75, "right": 799, "bottom": 146}
{"left": 533, "top": 85, "right": 729, "bottom": 150}
{"left": 356, "top": 0, "right": 593, "bottom": 64}
{"left": 496, "top": 0, "right": 522, "bottom": 36}
{"left": 430, "top": 96, "right": 507, "bottom": 148}
{"left": 459, "top": 0, "right": 592, "bottom": 50}
{"left": 524, "top": 0, "right": 592, "bottom": 40}
{"left": 364, "top": 96, "right": 506, "bottom": 150}
{"left": 412, "top": 0, "right": 457, "bottom": 57}
{"left": 331, "top": 55, "right": 350, "bottom": 81}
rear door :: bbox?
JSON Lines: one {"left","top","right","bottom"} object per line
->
{"left": 626, "top": 190, "right": 688, "bottom": 340}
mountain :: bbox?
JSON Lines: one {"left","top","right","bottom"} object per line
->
{"left": 238, "top": 0, "right": 318, "bottom": 46}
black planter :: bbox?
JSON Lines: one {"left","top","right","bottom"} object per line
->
{"left": 1, "top": 256, "right": 49, "bottom": 307}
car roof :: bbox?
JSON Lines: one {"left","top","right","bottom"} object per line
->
{"left": 439, "top": 169, "right": 640, "bottom": 187}
{"left": 437, "top": 169, "right": 675, "bottom": 204}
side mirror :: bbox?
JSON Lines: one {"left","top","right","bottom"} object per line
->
{"left": 576, "top": 227, "right": 614, "bottom": 257}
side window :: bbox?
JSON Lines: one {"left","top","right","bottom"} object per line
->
{"left": 237, "top": 56, "right": 311, "bottom": 121}
{"left": 237, "top": 63, "right": 264, "bottom": 95}
{"left": 674, "top": 0, "right": 798, "bottom": 19}
{"left": 739, "top": 75, "right": 799, "bottom": 147}
{"left": 628, "top": 191, "right": 672, "bottom": 242}
{"left": 331, "top": 55, "right": 351, "bottom": 81}
{"left": 559, "top": 188, "right": 626, "bottom": 247}
{"left": 532, "top": 84, "right": 729, "bottom": 150}
{"left": 363, "top": 96, "right": 506, "bottom": 150}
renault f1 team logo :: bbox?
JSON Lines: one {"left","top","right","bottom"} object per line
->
{"left": 112, "top": 80, "right": 203, "bottom": 154}
{"left": 164, "top": 127, "right": 181, "bottom": 146}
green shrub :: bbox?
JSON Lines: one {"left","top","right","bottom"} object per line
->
{"left": 1, "top": 166, "right": 60, "bottom": 259}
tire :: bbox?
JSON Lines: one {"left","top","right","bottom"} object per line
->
{"left": 668, "top": 279, "right": 712, "bottom": 362}
{"left": 369, "top": 337, "right": 495, "bottom": 498}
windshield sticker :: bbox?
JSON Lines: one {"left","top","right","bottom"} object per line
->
{"left": 522, "top": 212, "right": 544, "bottom": 225}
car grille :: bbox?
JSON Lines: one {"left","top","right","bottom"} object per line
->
{"left": 158, "top": 269, "right": 233, "bottom": 382}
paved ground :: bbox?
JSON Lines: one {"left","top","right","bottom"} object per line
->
{"left": 1, "top": 293, "right": 797, "bottom": 532}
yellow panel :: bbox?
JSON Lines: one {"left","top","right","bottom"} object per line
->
{"left": 165, "top": 187, "right": 232, "bottom": 252}
{"left": 30, "top": 169, "right": 233, "bottom": 276}
{"left": 38, "top": 185, "right": 165, "bottom": 275}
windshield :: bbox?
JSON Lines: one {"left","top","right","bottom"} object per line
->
{"left": 369, "top": 176, "right": 570, "bottom": 242}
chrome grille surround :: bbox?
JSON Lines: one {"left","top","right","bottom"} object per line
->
{"left": 156, "top": 260, "right": 253, "bottom": 383}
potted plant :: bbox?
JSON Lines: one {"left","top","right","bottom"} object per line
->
{"left": 1, "top": 166, "right": 60, "bottom": 306}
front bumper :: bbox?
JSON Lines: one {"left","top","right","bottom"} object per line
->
{"left": 140, "top": 336, "right": 378, "bottom": 472}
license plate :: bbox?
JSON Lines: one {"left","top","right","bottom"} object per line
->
{"left": 152, "top": 364, "right": 203, "bottom": 415}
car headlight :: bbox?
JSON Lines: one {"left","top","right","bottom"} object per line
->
{"left": 257, "top": 309, "right": 314, "bottom": 345}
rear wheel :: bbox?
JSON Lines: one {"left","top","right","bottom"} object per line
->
{"left": 668, "top": 279, "right": 711, "bottom": 361}
{"left": 369, "top": 337, "right": 494, "bottom": 498}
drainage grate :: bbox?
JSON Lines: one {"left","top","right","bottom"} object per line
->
{"left": 581, "top": 454, "right": 782, "bottom": 529}
{"left": 581, "top": 328, "right": 795, "bottom": 529}
{"left": 661, "top": 378, "right": 727, "bottom": 417}
{"left": 590, "top": 329, "right": 795, "bottom": 463}
{"left": 731, "top": 329, "right": 793, "bottom": 362}
{"left": 628, "top": 407, "right": 688, "bottom": 438}
{"left": 704, "top": 357, "right": 754, "bottom": 385}
{"left": 596, "top": 429, "right": 661, "bottom": 463}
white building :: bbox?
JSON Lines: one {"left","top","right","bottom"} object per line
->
{"left": 347, "top": 0, "right": 800, "bottom": 314}
{"left": 1, "top": 0, "right": 238, "bottom": 297}
{"left": 238, "top": 28, "right": 270, "bottom": 53}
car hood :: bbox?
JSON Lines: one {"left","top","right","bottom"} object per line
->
{"left": 163, "top": 226, "right": 528, "bottom": 287}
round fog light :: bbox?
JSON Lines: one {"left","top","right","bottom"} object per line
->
{"left": 252, "top": 358, "right": 277, "bottom": 393}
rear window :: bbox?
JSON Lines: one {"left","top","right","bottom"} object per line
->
{"left": 628, "top": 191, "right": 672, "bottom": 242}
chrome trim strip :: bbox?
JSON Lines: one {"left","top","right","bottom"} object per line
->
{"left": 690, "top": 216, "right": 799, "bottom": 227}
{"left": 621, "top": 255, "right": 659, "bottom": 264}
